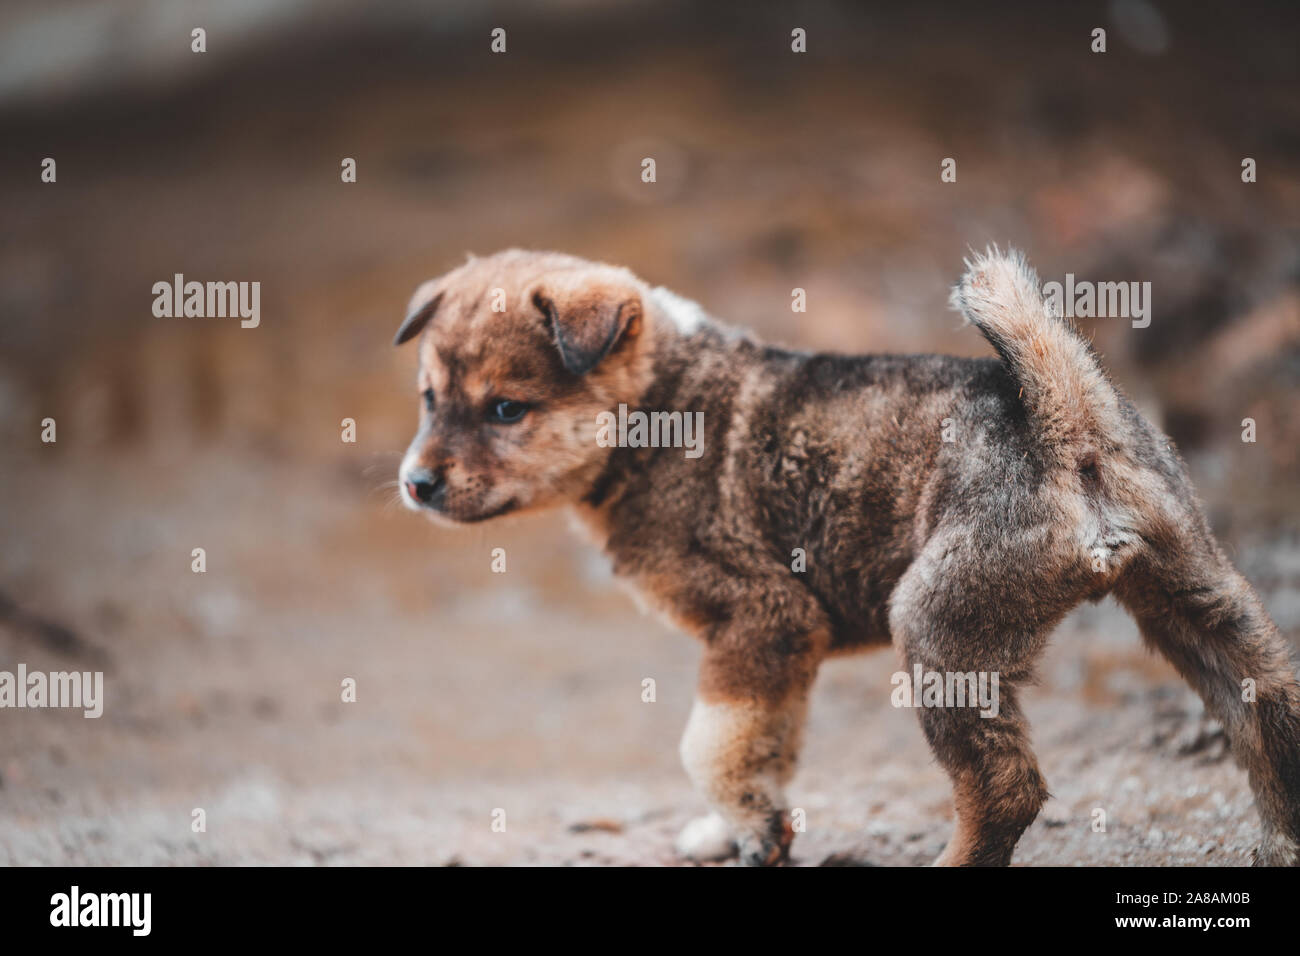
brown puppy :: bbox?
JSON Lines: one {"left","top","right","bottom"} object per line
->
{"left": 394, "top": 248, "right": 1300, "bottom": 866}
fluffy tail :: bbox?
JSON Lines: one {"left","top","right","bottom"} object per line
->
{"left": 949, "top": 246, "right": 1122, "bottom": 453}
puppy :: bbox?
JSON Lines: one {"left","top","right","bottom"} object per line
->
{"left": 394, "top": 248, "right": 1300, "bottom": 866}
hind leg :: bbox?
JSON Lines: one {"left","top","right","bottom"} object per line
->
{"left": 1117, "top": 549, "right": 1300, "bottom": 865}
{"left": 920, "top": 682, "right": 1049, "bottom": 866}
{"left": 896, "top": 649, "right": 1050, "bottom": 866}
{"left": 890, "top": 535, "right": 1063, "bottom": 866}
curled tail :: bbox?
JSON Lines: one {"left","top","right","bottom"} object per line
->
{"left": 949, "top": 246, "right": 1124, "bottom": 454}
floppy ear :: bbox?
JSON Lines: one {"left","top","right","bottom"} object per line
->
{"left": 532, "top": 285, "right": 642, "bottom": 376}
{"left": 393, "top": 279, "right": 444, "bottom": 346}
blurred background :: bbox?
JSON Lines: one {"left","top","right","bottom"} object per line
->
{"left": 0, "top": 0, "right": 1297, "bottom": 865}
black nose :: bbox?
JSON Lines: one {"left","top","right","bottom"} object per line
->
{"left": 405, "top": 469, "right": 445, "bottom": 506}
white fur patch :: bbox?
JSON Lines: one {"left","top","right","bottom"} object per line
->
{"left": 650, "top": 286, "right": 707, "bottom": 334}
{"left": 675, "top": 812, "right": 736, "bottom": 862}
{"left": 948, "top": 245, "right": 1045, "bottom": 325}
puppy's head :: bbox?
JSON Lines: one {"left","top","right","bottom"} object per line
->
{"left": 394, "top": 250, "right": 654, "bottom": 524}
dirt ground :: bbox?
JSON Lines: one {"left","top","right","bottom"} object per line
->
{"left": 1, "top": 1, "right": 1298, "bottom": 865}
{"left": 0, "top": 443, "right": 1290, "bottom": 866}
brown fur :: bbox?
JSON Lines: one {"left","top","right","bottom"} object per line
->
{"left": 394, "top": 247, "right": 1300, "bottom": 866}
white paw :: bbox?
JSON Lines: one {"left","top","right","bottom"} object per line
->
{"left": 675, "top": 813, "right": 737, "bottom": 862}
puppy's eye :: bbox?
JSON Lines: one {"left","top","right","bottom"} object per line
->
{"left": 1077, "top": 455, "right": 1100, "bottom": 482}
{"left": 488, "top": 399, "right": 530, "bottom": 424}
{"left": 421, "top": 388, "right": 436, "bottom": 412}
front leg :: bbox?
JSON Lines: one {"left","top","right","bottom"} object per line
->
{"left": 676, "top": 632, "right": 824, "bottom": 865}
